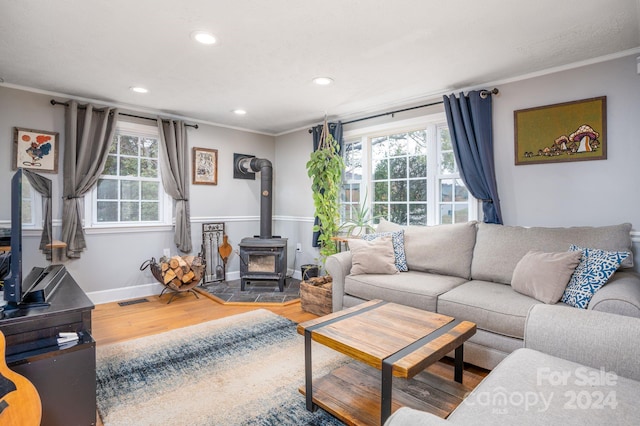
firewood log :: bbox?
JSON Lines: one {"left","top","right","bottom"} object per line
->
{"left": 174, "top": 267, "right": 184, "bottom": 280}
{"left": 182, "top": 271, "right": 195, "bottom": 283}
{"left": 171, "top": 277, "right": 182, "bottom": 288}
{"left": 161, "top": 262, "right": 169, "bottom": 272}
{"left": 183, "top": 255, "right": 195, "bottom": 268}
{"left": 163, "top": 268, "right": 176, "bottom": 284}
{"left": 169, "top": 258, "right": 179, "bottom": 269}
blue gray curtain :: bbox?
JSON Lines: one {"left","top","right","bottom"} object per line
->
{"left": 443, "top": 91, "right": 503, "bottom": 224}
{"left": 311, "top": 121, "right": 343, "bottom": 247}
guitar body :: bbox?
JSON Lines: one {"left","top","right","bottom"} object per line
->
{"left": 0, "top": 332, "right": 42, "bottom": 426}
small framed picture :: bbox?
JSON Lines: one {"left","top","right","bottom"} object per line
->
{"left": 13, "top": 127, "right": 59, "bottom": 173}
{"left": 192, "top": 147, "right": 218, "bottom": 185}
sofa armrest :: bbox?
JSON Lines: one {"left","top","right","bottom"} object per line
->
{"left": 384, "top": 407, "right": 451, "bottom": 426}
{"left": 588, "top": 271, "right": 640, "bottom": 317}
{"left": 325, "top": 251, "right": 353, "bottom": 312}
{"left": 524, "top": 304, "right": 640, "bottom": 381}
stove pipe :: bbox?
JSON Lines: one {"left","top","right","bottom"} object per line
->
{"left": 237, "top": 157, "right": 273, "bottom": 238}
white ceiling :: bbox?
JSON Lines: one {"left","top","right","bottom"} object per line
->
{"left": 1, "top": 0, "right": 639, "bottom": 135}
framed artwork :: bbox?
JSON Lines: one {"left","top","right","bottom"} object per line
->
{"left": 13, "top": 127, "right": 59, "bottom": 173}
{"left": 192, "top": 147, "right": 218, "bottom": 185}
{"left": 514, "top": 96, "right": 606, "bottom": 165}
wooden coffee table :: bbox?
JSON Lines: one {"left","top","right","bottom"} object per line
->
{"left": 297, "top": 299, "right": 476, "bottom": 425}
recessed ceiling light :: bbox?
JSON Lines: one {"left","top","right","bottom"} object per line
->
{"left": 191, "top": 31, "right": 216, "bottom": 45}
{"left": 130, "top": 86, "right": 148, "bottom": 93}
{"left": 313, "top": 77, "right": 334, "bottom": 86}
{"left": 233, "top": 109, "right": 247, "bottom": 116}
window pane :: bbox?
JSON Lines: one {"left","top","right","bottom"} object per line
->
{"left": 120, "top": 135, "right": 138, "bottom": 156}
{"left": 103, "top": 155, "right": 117, "bottom": 175}
{"left": 409, "top": 155, "right": 426, "bottom": 178}
{"left": 373, "top": 203, "right": 388, "bottom": 224}
{"left": 374, "top": 181, "right": 388, "bottom": 202}
{"left": 439, "top": 127, "right": 452, "bottom": 150}
{"left": 97, "top": 201, "right": 118, "bottom": 222}
{"left": 97, "top": 179, "right": 117, "bottom": 199}
{"left": 121, "top": 180, "right": 139, "bottom": 200}
{"left": 371, "top": 137, "right": 388, "bottom": 159}
{"left": 388, "top": 134, "right": 408, "bottom": 156}
{"left": 455, "top": 180, "right": 469, "bottom": 201}
{"left": 109, "top": 136, "right": 117, "bottom": 154}
{"left": 372, "top": 158, "right": 388, "bottom": 180}
{"left": 121, "top": 202, "right": 139, "bottom": 221}
{"left": 390, "top": 181, "right": 407, "bottom": 202}
{"left": 441, "top": 179, "right": 453, "bottom": 202}
{"left": 408, "top": 130, "right": 427, "bottom": 154}
{"left": 140, "top": 138, "right": 158, "bottom": 158}
{"left": 409, "top": 203, "right": 427, "bottom": 225}
{"left": 140, "top": 159, "right": 157, "bottom": 178}
{"left": 440, "top": 152, "right": 456, "bottom": 174}
{"left": 409, "top": 179, "right": 427, "bottom": 201}
{"left": 455, "top": 204, "right": 468, "bottom": 223}
{"left": 141, "top": 202, "right": 159, "bottom": 221}
{"left": 344, "top": 141, "right": 362, "bottom": 181}
{"left": 120, "top": 157, "right": 139, "bottom": 176}
{"left": 141, "top": 181, "right": 159, "bottom": 200}
{"left": 390, "top": 204, "right": 407, "bottom": 225}
{"left": 440, "top": 204, "right": 453, "bottom": 224}
{"left": 389, "top": 157, "right": 406, "bottom": 179}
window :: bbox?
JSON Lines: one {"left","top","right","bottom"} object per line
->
{"left": 21, "top": 178, "right": 37, "bottom": 228}
{"left": 87, "top": 121, "right": 172, "bottom": 228}
{"left": 341, "top": 114, "right": 477, "bottom": 226}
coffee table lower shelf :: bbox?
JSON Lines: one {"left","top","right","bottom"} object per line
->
{"left": 300, "top": 361, "right": 470, "bottom": 426}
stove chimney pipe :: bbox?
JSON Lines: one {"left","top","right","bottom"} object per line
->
{"left": 237, "top": 157, "right": 273, "bottom": 238}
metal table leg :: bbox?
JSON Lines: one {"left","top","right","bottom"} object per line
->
{"left": 305, "top": 329, "right": 317, "bottom": 412}
{"left": 381, "top": 360, "right": 393, "bottom": 424}
{"left": 454, "top": 344, "right": 464, "bottom": 383}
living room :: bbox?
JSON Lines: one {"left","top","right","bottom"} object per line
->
{"left": 1, "top": 1, "right": 639, "bottom": 425}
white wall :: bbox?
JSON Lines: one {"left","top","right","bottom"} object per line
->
{"left": 0, "top": 85, "right": 277, "bottom": 301}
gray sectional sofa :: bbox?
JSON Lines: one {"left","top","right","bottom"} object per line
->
{"left": 385, "top": 304, "right": 640, "bottom": 425}
{"left": 326, "top": 221, "right": 640, "bottom": 370}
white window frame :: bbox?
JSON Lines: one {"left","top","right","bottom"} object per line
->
{"left": 84, "top": 120, "right": 173, "bottom": 233}
{"left": 342, "top": 113, "right": 478, "bottom": 226}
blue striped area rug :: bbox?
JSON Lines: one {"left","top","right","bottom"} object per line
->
{"left": 96, "top": 309, "right": 347, "bottom": 425}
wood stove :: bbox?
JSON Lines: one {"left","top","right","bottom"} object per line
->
{"left": 239, "top": 237, "right": 287, "bottom": 291}
{"left": 236, "top": 156, "right": 288, "bottom": 292}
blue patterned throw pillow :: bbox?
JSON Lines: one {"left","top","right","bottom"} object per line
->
{"left": 560, "top": 245, "right": 630, "bottom": 309}
{"left": 361, "top": 230, "right": 408, "bottom": 272}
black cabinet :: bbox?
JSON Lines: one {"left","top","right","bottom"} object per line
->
{"left": 1, "top": 269, "right": 95, "bottom": 426}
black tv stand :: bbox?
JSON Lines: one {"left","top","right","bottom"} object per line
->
{"left": 0, "top": 268, "right": 95, "bottom": 425}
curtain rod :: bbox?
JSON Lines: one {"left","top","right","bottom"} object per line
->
{"left": 50, "top": 99, "right": 199, "bottom": 129}
{"left": 307, "top": 88, "right": 498, "bottom": 133}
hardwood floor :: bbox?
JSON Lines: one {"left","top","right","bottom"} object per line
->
{"left": 92, "top": 289, "right": 488, "bottom": 424}
{"left": 92, "top": 288, "right": 317, "bottom": 346}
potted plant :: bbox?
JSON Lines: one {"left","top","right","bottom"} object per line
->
{"left": 338, "top": 191, "right": 378, "bottom": 237}
{"left": 306, "top": 120, "right": 345, "bottom": 264}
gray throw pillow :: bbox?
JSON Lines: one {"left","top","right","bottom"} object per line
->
{"left": 511, "top": 250, "right": 582, "bottom": 304}
{"left": 348, "top": 235, "right": 399, "bottom": 275}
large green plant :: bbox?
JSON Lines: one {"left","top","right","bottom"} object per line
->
{"left": 306, "top": 123, "right": 345, "bottom": 263}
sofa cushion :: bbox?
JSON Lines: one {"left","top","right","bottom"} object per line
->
{"left": 437, "top": 280, "right": 542, "bottom": 339}
{"left": 377, "top": 219, "right": 477, "bottom": 279}
{"left": 447, "top": 348, "right": 639, "bottom": 425}
{"left": 361, "top": 230, "right": 408, "bottom": 271}
{"left": 511, "top": 250, "right": 582, "bottom": 304}
{"left": 348, "top": 235, "right": 399, "bottom": 275}
{"left": 472, "top": 223, "right": 634, "bottom": 285}
{"left": 561, "top": 245, "right": 630, "bottom": 309}
{"left": 344, "top": 271, "right": 467, "bottom": 312}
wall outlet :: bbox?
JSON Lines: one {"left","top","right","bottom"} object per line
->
{"left": 296, "top": 243, "right": 302, "bottom": 253}
{"left": 163, "top": 248, "right": 171, "bottom": 258}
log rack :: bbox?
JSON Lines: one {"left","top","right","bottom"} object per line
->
{"left": 140, "top": 255, "right": 206, "bottom": 304}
